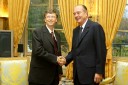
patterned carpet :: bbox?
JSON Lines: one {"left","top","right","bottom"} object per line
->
{"left": 59, "top": 77, "right": 73, "bottom": 85}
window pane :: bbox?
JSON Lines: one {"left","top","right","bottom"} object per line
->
{"left": 28, "top": 6, "right": 47, "bottom": 28}
{"left": 113, "top": 5, "right": 128, "bottom": 57}
{"left": 53, "top": 0, "right": 69, "bottom": 55}
{"left": 27, "top": 0, "right": 49, "bottom": 52}
{"left": 53, "top": 0, "right": 63, "bottom": 29}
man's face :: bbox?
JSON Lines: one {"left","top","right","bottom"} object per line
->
{"left": 45, "top": 13, "right": 57, "bottom": 26}
{"left": 73, "top": 6, "right": 88, "bottom": 25}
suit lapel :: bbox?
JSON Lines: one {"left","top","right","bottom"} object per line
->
{"left": 43, "top": 26, "right": 54, "bottom": 46}
{"left": 76, "top": 20, "right": 91, "bottom": 47}
{"left": 79, "top": 26, "right": 89, "bottom": 42}
{"left": 43, "top": 26, "right": 60, "bottom": 51}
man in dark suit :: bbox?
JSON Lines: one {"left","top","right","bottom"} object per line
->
{"left": 28, "top": 9, "right": 63, "bottom": 85}
{"left": 61, "top": 5, "right": 107, "bottom": 85}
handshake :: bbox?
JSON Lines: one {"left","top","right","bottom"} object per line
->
{"left": 57, "top": 56, "right": 66, "bottom": 66}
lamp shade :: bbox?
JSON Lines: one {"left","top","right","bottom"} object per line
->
{"left": 0, "top": 0, "right": 8, "bottom": 17}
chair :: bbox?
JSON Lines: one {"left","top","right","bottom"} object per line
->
{"left": 0, "top": 57, "right": 29, "bottom": 85}
{"left": 100, "top": 61, "right": 128, "bottom": 85}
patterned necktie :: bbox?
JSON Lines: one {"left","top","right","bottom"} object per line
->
{"left": 79, "top": 26, "right": 83, "bottom": 40}
{"left": 51, "top": 32, "right": 58, "bottom": 55}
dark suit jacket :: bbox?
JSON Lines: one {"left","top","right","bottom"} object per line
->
{"left": 28, "top": 26, "right": 62, "bottom": 84}
{"left": 66, "top": 19, "right": 107, "bottom": 84}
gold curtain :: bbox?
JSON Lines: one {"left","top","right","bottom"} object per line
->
{"left": 8, "top": 0, "right": 30, "bottom": 56}
{"left": 98, "top": 0, "right": 126, "bottom": 77}
{"left": 85, "top": 0, "right": 98, "bottom": 22}
{"left": 58, "top": 0, "right": 86, "bottom": 79}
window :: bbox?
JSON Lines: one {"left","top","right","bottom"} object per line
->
{"left": 113, "top": 1, "right": 128, "bottom": 57}
{"left": 27, "top": 0, "right": 68, "bottom": 56}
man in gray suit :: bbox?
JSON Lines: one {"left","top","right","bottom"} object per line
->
{"left": 28, "top": 9, "right": 63, "bottom": 85}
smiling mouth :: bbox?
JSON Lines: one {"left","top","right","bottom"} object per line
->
{"left": 48, "top": 21, "right": 53, "bottom": 23}
{"left": 75, "top": 18, "right": 80, "bottom": 20}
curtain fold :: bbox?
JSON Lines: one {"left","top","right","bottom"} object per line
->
{"left": 98, "top": 0, "right": 126, "bottom": 77}
{"left": 8, "top": 0, "right": 30, "bottom": 56}
{"left": 58, "top": 0, "right": 79, "bottom": 79}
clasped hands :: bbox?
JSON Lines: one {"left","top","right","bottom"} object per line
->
{"left": 57, "top": 56, "right": 66, "bottom": 66}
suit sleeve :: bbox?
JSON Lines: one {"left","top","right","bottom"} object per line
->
{"left": 94, "top": 23, "right": 107, "bottom": 76}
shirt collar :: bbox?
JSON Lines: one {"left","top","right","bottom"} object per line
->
{"left": 81, "top": 18, "right": 88, "bottom": 29}
{"left": 46, "top": 25, "right": 54, "bottom": 33}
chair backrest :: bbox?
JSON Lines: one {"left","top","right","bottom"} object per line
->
{"left": 0, "top": 57, "right": 29, "bottom": 85}
{"left": 114, "top": 61, "right": 128, "bottom": 85}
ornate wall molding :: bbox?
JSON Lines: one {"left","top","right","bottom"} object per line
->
{"left": 85, "top": 0, "right": 98, "bottom": 22}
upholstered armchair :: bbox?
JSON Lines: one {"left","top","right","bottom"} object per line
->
{"left": 100, "top": 61, "right": 128, "bottom": 85}
{"left": 0, "top": 57, "right": 29, "bottom": 85}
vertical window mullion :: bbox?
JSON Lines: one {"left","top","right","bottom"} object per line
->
{"left": 49, "top": 0, "right": 53, "bottom": 9}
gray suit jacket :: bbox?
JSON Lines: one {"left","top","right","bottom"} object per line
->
{"left": 28, "top": 26, "right": 62, "bottom": 84}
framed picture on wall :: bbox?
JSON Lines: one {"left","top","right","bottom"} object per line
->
{"left": 0, "top": 30, "right": 13, "bottom": 57}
